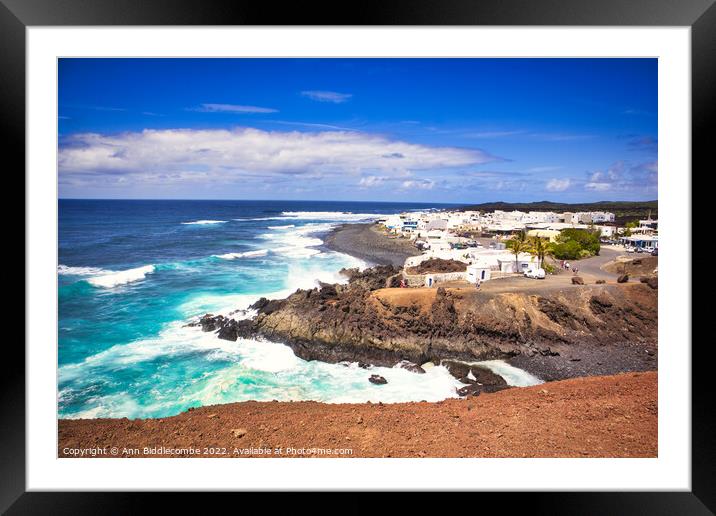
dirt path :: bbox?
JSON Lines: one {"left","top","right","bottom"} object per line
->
{"left": 59, "top": 372, "right": 657, "bottom": 458}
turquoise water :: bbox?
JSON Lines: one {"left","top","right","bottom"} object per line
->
{"left": 58, "top": 199, "right": 477, "bottom": 419}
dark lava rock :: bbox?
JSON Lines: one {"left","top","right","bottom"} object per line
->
{"left": 456, "top": 382, "right": 510, "bottom": 397}
{"left": 407, "top": 258, "right": 467, "bottom": 274}
{"left": 186, "top": 314, "right": 228, "bottom": 332}
{"left": 250, "top": 297, "right": 286, "bottom": 315}
{"left": 456, "top": 384, "right": 482, "bottom": 397}
{"left": 441, "top": 360, "right": 508, "bottom": 388}
{"left": 369, "top": 374, "right": 388, "bottom": 385}
{"left": 590, "top": 294, "right": 613, "bottom": 315}
{"left": 395, "top": 360, "right": 426, "bottom": 374}
{"left": 318, "top": 284, "right": 339, "bottom": 300}
{"left": 640, "top": 276, "right": 658, "bottom": 289}
{"left": 617, "top": 274, "right": 629, "bottom": 283}
{"left": 571, "top": 276, "right": 584, "bottom": 285}
{"left": 216, "top": 319, "right": 254, "bottom": 341}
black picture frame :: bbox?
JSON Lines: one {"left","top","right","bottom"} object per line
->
{"left": 4, "top": 0, "right": 711, "bottom": 512}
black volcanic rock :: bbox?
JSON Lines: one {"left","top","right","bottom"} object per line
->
{"left": 395, "top": 360, "right": 425, "bottom": 374}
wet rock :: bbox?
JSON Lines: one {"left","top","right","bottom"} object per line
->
{"left": 395, "top": 360, "right": 425, "bottom": 374}
{"left": 216, "top": 319, "right": 254, "bottom": 341}
{"left": 617, "top": 274, "right": 629, "bottom": 283}
{"left": 369, "top": 374, "right": 388, "bottom": 385}
{"left": 250, "top": 297, "right": 286, "bottom": 315}
{"left": 571, "top": 276, "right": 584, "bottom": 285}
{"left": 441, "top": 360, "right": 508, "bottom": 388}
{"left": 456, "top": 384, "right": 482, "bottom": 397}
{"left": 188, "top": 314, "right": 227, "bottom": 332}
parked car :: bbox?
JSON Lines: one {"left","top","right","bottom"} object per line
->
{"left": 524, "top": 267, "right": 546, "bottom": 279}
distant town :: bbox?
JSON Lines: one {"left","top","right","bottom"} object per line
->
{"left": 377, "top": 207, "right": 658, "bottom": 284}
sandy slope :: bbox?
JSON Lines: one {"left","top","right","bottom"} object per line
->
{"left": 59, "top": 371, "right": 656, "bottom": 458}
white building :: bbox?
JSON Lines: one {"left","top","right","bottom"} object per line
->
{"left": 467, "top": 262, "right": 492, "bottom": 283}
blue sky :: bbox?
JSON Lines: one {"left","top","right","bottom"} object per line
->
{"left": 58, "top": 58, "right": 657, "bottom": 203}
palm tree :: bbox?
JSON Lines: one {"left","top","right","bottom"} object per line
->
{"left": 528, "top": 235, "right": 555, "bottom": 270}
{"left": 506, "top": 230, "right": 529, "bottom": 273}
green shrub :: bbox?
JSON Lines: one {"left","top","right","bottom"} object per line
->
{"left": 551, "top": 229, "right": 601, "bottom": 260}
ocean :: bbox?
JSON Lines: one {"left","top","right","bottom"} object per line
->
{"left": 59, "top": 199, "right": 484, "bottom": 419}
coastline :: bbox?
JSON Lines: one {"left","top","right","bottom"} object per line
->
{"left": 58, "top": 371, "right": 657, "bottom": 458}
{"left": 323, "top": 222, "right": 421, "bottom": 267}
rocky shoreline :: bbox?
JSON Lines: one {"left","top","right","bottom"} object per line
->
{"left": 193, "top": 264, "right": 658, "bottom": 385}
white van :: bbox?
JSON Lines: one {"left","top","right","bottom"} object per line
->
{"left": 524, "top": 267, "right": 546, "bottom": 279}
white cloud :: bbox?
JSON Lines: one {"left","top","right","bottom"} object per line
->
{"left": 59, "top": 127, "right": 493, "bottom": 189}
{"left": 401, "top": 179, "right": 434, "bottom": 190}
{"left": 583, "top": 160, "right": 657, "bottom": 193}
{"left": 300, "top": 90, "right": 352, "bottom": 103}
{"left": 545, "top": 178, "right": 572, "bottom": 192}
{"left": 359, "top": 176, "right": 387, "bottom": 188}
{"left": 585, "top": 182, "right": 612, "bottom": 191}
{"left": 192, "top": 103, "right": 278, "bottom": 114}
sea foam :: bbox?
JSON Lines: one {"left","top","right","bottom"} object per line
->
{"left": 280, "top": 211, "right": 381, "bottom": 221}
{"left": 181, "top": 220, "right": 228, "bottom": 225}
{"left": 213, "top": 249, "right": 269, "bottom": 260}
{"left": 87, "top": 265, "right": 155, "bottom": 288}
{"left": 58, "top": 265, "right": 110, "bottom": 276}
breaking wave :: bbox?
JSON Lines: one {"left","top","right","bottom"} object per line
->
{"left": 213, "top": 249, "right": 269, "bottom": 260}
{"left": 181, "top": 220, "right": 228, "bottom": 225}
{"left": 87, "top": 265, "right": 156, "bottom": 288}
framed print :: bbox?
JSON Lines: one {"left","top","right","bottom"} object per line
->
{"left": 4, "top": 0, "right": 712, "bottom": 511}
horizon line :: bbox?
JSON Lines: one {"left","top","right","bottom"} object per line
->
{"left": 57, "top": 197, "right": 658, "bottom": 205}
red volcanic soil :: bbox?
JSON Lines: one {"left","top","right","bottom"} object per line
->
{"left": 58, "top": 372, "right": 657, "bottom": 458}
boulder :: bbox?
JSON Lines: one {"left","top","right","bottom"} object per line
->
{"left": 368, "top": 374, "right": 388, "bottom": 385}
{"left": 640, "top": 275, "right": 658, "bottom": 288}
{"left": 571, "top": 276, "right": 584, "bottom": 285}
{"left": 456, "top": 384, "right": 482, "bottom": 397}
{"left": 318, "top": 284, "right": 339, "bottom": 300}
{"left": 216, "top": 319, "right": 254, "bottom": 341}
{"left": 250, "top": 297, "right": 286, "bottom": 315}
{"left": 395, "top": 360, "right": 426, "bottom": 374}
{"left": 617, "top": 274, "right": 629, "bottom": 283}
{"left": 441, "top": 360, "right": 508, "bottom": 388}
{"left": 187, "top": 314, "right": 227, "bottom": 332}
